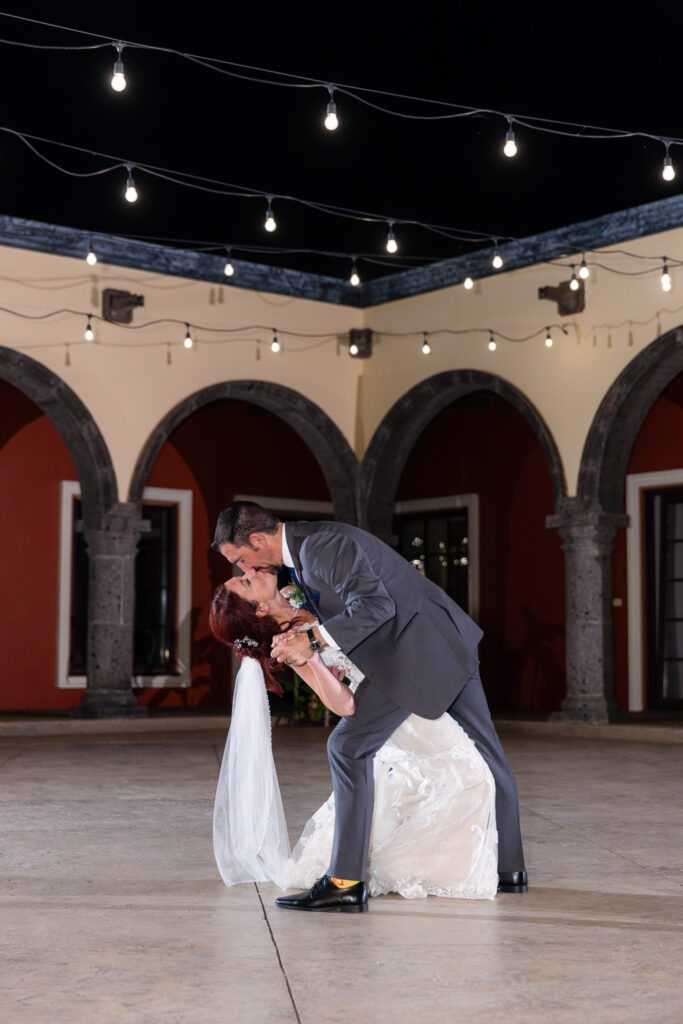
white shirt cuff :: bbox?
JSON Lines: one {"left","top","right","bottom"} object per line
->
{"left": 317, "top": 624, "right": 339, "bottom": 650}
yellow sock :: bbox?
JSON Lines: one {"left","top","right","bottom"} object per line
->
{"left": 330, "top": 877, "right": 360, "bottom": 888}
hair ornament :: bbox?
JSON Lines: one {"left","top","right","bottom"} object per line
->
{"left": 233, "top": 636, "right": 259, "bottom": 649}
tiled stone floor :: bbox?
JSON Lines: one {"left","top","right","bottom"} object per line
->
{"left": 1, "top": 725, "right": 682, "bottom": 1023}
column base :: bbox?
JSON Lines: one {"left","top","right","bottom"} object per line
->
{"left": 551, "top": 693, "right": 617, "bottom": 725}
{"left": 71, "top": 689, "right": 148, "bottom": 719}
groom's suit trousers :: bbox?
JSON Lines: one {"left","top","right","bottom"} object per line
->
{"left": 326, "top": 664, "right": 525, "bottom": 880}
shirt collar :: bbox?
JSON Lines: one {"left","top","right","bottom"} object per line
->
{"left": 281, "top": 523, "right": 294, "bottom": 568}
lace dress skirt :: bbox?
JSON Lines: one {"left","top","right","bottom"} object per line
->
{"left": 286, "top": 642, "right": 498, "bottom": 900}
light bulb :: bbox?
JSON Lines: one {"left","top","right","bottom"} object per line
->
{"left": 662, "top": 153, "right": 676, "bottom": 182}
{"left": 111, "top": 44, "right": 126, "bottom": 92}
{"left": 545, "top": 329, "right": 553, "bottom": 348}
{"left": 569, "top": 269, "right": 579, "bottom": 291}
{"left": 503, "top": 128, "right": 517, "bottom": 158}
{"left": 124, "top": 167, "right": 138, "bottom": 203}
{"left": 661, "top": 263, "right": 672, "bottom": 292}
{"left": 349, "top": 343, "right": 359, "bottom": 356}
{"left": 579, "top": 257, "right": 590, "bottom": 280}
{"left": 463, "top": 276, "right": 474, "bottom": 290}
{"left": 184, "top": 326, "right": 193, "bottom": 349}
{"left": 271, "top": 334, "right": 281, "bottom": 352}
{"left": 421, "top": 336, "right": 431, "bottom": 355}
{"left": 86, "top": 247, "right": 97, "bottom": 266}
{"left": 84, "top": 319, "right": 94, "bottom": 342}
{"left": 324, "top": 100, "right": 339, "bottom": 131}
{"left": 264, "top": 201, "right": 276, "bottom": 232}
{"left": 224, "top": 260, "right": 234, "bottom": 277}
{"left": 492, "top": 250, "right": 503, "bottom": 269}
{"left": 488, "top": 337, "right": 497, "bottom": 351}
{"left": 386, "top": 226, "right": 398, "bottom": 254}
{"left": 349, "top": 264, "right": 360, "bottom": 287}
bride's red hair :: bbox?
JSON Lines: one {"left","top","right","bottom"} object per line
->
{"left": 209, "top": 586, "right": 293, "bottom": 696}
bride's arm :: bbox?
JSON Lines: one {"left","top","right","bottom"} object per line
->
{"left": 290, "top": 655, "right": 355, "bottom": 717}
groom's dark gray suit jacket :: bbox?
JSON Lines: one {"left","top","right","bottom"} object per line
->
{"left": 287, "top": 520, "right": 483, "bottom": 719}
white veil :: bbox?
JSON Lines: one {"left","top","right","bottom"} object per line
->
{"left": 213, "top": 657, "right": 291, "bottom": 888}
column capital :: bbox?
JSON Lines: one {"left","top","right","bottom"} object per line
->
{"left": 546, "top": 497, "right": 628, "bottom": 541}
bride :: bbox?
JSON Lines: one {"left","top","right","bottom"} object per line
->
{"left": 209, "top": 572, "right": 498, "bottom": 901}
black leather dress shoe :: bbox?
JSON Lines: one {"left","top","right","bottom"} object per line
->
{"left": 276, "top": 875, "right": 368, "bottom": 913}
{"left": 498, "top": 869, "right": 528, "bottom": 893}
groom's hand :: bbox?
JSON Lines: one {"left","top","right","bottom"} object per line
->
{"left": 271, "top": 632, "right": 312, "bottom": 668}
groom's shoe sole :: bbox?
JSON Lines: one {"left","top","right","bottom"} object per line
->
{"left": 276, "top": 901, "right": 368, "bottom": 913}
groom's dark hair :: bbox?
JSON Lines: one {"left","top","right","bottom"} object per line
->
{"left": 212, "top": 501, "right": 280, "bottom": 551}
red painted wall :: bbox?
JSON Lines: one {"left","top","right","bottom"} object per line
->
{"left": 612, "top": 373, "right": 683, "bottom": 709}
{"left": 139, "top": 400, "right": 331, "bottom": 709}
{"left": 0, "top": 380, "right": 84, "bottom": 710}
{"left": 396, "top": 394, "right": 565, "bottom": 710}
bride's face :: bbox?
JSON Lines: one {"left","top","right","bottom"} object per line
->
{"left": 223, "top": 571, "right": 279, "bottom": 606}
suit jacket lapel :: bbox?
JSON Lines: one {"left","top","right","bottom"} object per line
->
{"left": 286, "top": 523, "right": 318, "bottom": 612}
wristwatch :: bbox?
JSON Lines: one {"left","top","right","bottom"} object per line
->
{"left": 306, "top": 627, "right": 323, "bottom": 653}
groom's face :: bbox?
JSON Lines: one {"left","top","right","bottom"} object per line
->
{"left": 218, "top": 533, "right": 282, "bottom": 576}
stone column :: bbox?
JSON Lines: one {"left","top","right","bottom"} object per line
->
{"left": 73, "top": 503, "right": 148, "bottom": 718}
{"left": 546, "top": 498, "right": 628, "bottom": 723}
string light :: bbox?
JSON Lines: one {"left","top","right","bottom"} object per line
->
{"left": 349, "top": 259, "right": 360, "bottom": 287}
{"left": 223, "top": 248, "right": 234, "bottom": 276}
{"left": 463, "top": 277, "right": 474, "bottom": 290}
{"left": 661, "top": 260, "right": 672, "bottom": 292}
{"left": 662, "top": 144, "right": 676, "bottom": 182}
{"left": 503, "top": 119, "right": 517, "bottom": 158}
{"left": 264, "top": 198, "right": 277, "bottom": 233}
{"left": 183, "top": 324, "right": 193, "bottom": 348}
{"left": 84, "top": 317, "right": 94, "bottom": 341}
{"left": 385, "top": 223, "right": 398, "bottom": 254}
{"left": 421, "top": 333, "right": 431, "bottom": 355}
{"left": 124, "top": 166, "right": 138, "bottom": 203}
{"left": 349, "top": 340, "right": 359, "bottom": 356}
{"left": 545, "top": 327, "right": 553, "bottom": 347}
{"left": 271, "top": 330, "right": 281, "bottom": 352}
{"left": 324, "top": 87, "right": 339, "bottom": 131}
{"left": 492, "top": 249, "right": 503, "bottom": 270}
{"left": 85, "top": 244, "right": 97, "bottom": 266}
{"left": 579, "top": 256, "right": 590, "bottom": 280}
{"left": 166, "top": 342, "right": 172, "bottom": 365}
{"left": 110, "top": 42, "right": 126, "bottom": 92}
{"left": 488, "top": 334, "right": 497, "bottom": 351}
{"left": 569, "top": 267, "right": 579, "bottom": 291}
{"left": 64, "top": 343, "right": 71, "bottom": 366}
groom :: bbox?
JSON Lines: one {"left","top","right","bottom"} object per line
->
{"left": 213, "top": 501, "right": 527, "bottom": 912}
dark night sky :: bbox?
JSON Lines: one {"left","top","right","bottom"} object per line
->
{"left": 0, "top": 1, "right": 681, "bottom": 281}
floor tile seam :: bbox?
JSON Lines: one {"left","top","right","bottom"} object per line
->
{"left": 254, "top": 882, "right": 302, "bottom": 1024}
{"left": 525, "top": 808, "right": 682, "bottom": 883}
{"left": 0, "top": 748, "right": 29, "bottom": 770}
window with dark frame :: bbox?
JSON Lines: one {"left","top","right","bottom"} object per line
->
{"left": 69, "top": 498, "right": 180, "bottom": 677}
{"left": 645, "top": 486, "right": 683, "bottom": 708}
{"left": 395, "top": 509, "right": 470, "bottom": 612}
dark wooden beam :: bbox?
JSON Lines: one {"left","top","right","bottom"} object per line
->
{"left": 1, "top": 193, "right": 682, "bottom": 310}
{"left": 360, "top": 194, "right": 683, "bottom": 306}
{"left": 0, "top": 214, "right": 365, "bottom": 308}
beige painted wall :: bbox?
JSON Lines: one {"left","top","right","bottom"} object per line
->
{"left": 0, "top": 246, "right": 363, "bottom": 498}
{"left": 1, "top": 224, "right": 682, "bottom": 500}
{"left": 362, "top": 225, "right": 683, "bottom": 495}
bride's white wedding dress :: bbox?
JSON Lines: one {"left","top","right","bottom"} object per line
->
{"left": 213, "top": 623, "right": 498, "bottom": 901}
{"left": 285, "top": 641, "right": 498, "bottom": 900}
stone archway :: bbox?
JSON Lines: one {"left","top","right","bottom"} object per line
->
{"left": 0, "top": 348, "right": 142, "bottom": 717}
{"left": 0, "top": 348, "right": 116, "bottom": 520}
{"left": 129, "top": 380, "right": 359, "bottom": 522}
{"left": 549, "top": 326, "right": 683, "bottom": 721}
{"left": 360, "top": 369, "right": 566, "bottom": 539}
